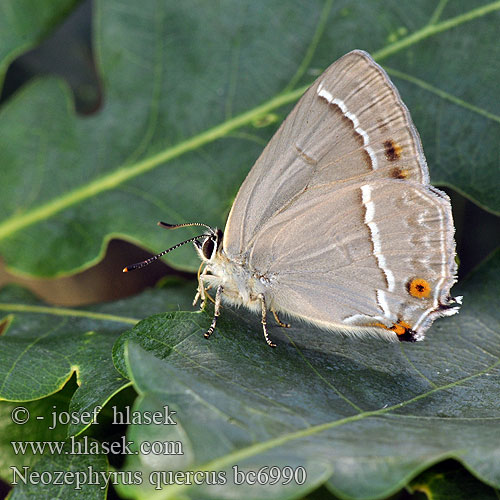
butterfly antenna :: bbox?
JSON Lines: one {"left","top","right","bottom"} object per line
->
{"left": 122, "top": 234, "right": 206, "bottom": 272}
{"left": 158, "top": 221, "right": 213, "bottom": 231}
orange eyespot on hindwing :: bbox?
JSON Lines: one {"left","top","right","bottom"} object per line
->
{"left": 384, "top": 139, "right": 402, "bottom": 161}
{"left": 390, "top": 320, "right": 417, "bottom": 342}
{"left": 372, "top": 320, "right": 417, "bottom": 342}
{"left": 407, "top": 278, "right": 432, "bottom": 299}
{"left": 390, "top": 320, "right": 412, "bottom": 335}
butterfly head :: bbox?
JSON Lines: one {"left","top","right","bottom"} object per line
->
{"left": 193, "top": 227, "right": 223, "bottom": 262}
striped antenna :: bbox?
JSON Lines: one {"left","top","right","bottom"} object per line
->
{"left": 122, "top": 234, "right": 206, "bottom": 272}
{"left": 158, "top": 221, "right": 213, "bottom": 231}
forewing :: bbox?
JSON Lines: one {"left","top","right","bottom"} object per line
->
{"left": 224, "top": 50, "right": 429, "bottom": 259}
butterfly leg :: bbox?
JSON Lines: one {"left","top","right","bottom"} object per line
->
{"left": 194, "top": 264, "right": 215, "bottom": 308}
{"left": 272, "top": 309, "right": 291, "bottom": 328}
{"left": 204, "top": 285, "right": 223, "bottom": 339}
{"left": 258, "top": 294, "right": 276, "bottom": 348}
{"left": 193, "top": 263, "right": 207, "bottom": 307}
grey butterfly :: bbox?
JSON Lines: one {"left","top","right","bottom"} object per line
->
{"left": 124, "top": 50, "right": 461, "bottom": 347}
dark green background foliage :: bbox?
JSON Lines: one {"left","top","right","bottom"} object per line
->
{"left": 0, "top": 1, "right": 499, "bottom": 499}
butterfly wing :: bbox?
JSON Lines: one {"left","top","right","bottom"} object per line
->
{"left": 246, "top": 179, "right": 458, "bottom": 340}
{"left": 224, "top": 50, "right": 430, "bottom": 259}
{"left": 222, "top": 50, "right": 458, "bottom": 340}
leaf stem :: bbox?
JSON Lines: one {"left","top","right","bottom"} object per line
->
{"left": 0, "top": 303, "right": 138, "bottom": 324}
{"left": 372, "top": 1, "right": 500, "bottom": 61}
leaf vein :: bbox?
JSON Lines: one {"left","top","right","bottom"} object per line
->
{"left": 1, "top": 2, "right": 498, "bottom": 240}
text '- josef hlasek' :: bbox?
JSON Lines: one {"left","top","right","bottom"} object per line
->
{"left": 10, "top": 404, "right": 177, "bottom": 429}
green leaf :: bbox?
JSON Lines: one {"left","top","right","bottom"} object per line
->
{"left": 112, "top": 250, "right": 500, "bottom": 500}
{"left": 0, "top": 1, "right": 499, "bottom": 277}
{"left": 408, "top": 461, "right": 500, "bottom": 500}
{"left": 0, "top": 378, "right": 76, "bottom": 482}
{"left": 0, "top": 280, "right": 195, "bottom": 437}
{"left": 0, "top": 0, "right": 78, "bottom": 87}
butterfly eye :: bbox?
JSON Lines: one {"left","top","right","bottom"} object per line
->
{"left": 202, "top": 237, "right": 216, "bottom": 260}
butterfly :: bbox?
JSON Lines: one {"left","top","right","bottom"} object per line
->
{"left": 124, "top": 50, "right": 461, "bottom": 347}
